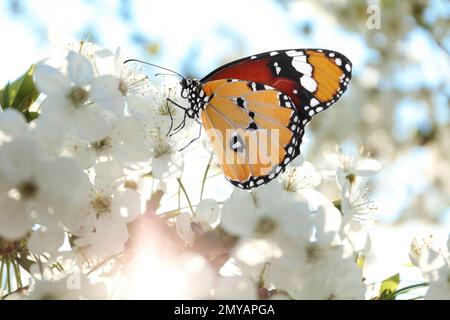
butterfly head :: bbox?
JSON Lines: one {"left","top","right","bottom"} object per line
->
{"left": 180, "top": 78, "right": 205, "bottom": 119}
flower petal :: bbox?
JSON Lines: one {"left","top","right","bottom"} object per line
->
{"left": 27, "top": 227, "right": 65, "bottom": 254}
{"left": 93, "top": 160, "right": 125, "bottom": 181}
{"left": 0, "top": 108, "right": 29, "bottom": 139}
{"left": 0, "top": 137, "right": 39, "bottom": 185}
{"left": 221, "top": 188, "right": 259, "bottom": 236}
{"left": 90, "top": 75, "right": 125, "bottom": 114}
{"left": 111, "top": 188, "right": 142, "bottom": 223}
{"left": 34, "top": 64, "right": 70, "bottom": 96}
{"left": 35, "top": 157, "right": 84, "bottom": 203}
{"left": 67, "top": 51, "right": 94, "bottom": 86}
{"left": 0, "top": 195, "right": 32, "bottom": 240}
{"left": 354, "top": 158, "right": 382, "bottom": 176}
{"left": 176, "top": 212, "right": 195, "bottom": 244}
{"left": 196, "top": 199, "right": 220, "bottom": 227}
{"left": 72, "top": 107, "right": 111, "bottom": 141}
{"left": 299, "top": 188, "right": 342, "bottom": 244}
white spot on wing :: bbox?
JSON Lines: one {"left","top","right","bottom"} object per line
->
{"left": 310, "top": 98, "right": 319, "bottom": 107}
{"left": 300, "top": 76, "right": 317, "bottom": 93}
{"left": 293, "top": 55, "right": 307, "bottom": 63}
{"left": 286, "top": 50, "right": 299, "bottom": 57}
{"left": 232, "top": 141, "right": 242, "bottom": 149}
{"left": 292, "top": 60, "right": 312, "bottom": 76}
{"left": 335, "top": 58, "right": 342, "bottom": 66}
{"left": 345, "top": 64, "right": 351, "bottom": 72}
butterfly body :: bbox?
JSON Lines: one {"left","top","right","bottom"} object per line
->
{"left": 178, "top": 48, "right": 352, "bottom": 189}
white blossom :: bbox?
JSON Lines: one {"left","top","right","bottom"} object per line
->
{"left": 281, "top": 158, "right": 321, "bottom": 192}
{"left": 176, "top": 199, "right": 220, "bottom": 245}
{"left": 72, "top": 180, "right": 142, "bottom": 260}
{"left": 0, "top": 136, "right": 88, "bottom": 241}
{"left": 323, "top": 148, "right": 382, "bottom": 184}
{"left": 410, "top": 234, "right": 450, "bottom": 300}
{"left": 221, "top": 183, "right": 313, "bottom": 245}
{"left": 426, "top": 265, "right": 450, "bottom": 300}
{"left": 0, "top": 109, "right": 29, "bottom": 143}
{"left": 34, "top": 51, "right": 113, "bottom": 141}
{"left": 339, "top": 178, "right": 375, "bottom": 253}
{"left": 62, "top": 115, "right": 153, "bottom": 172}
{"left": 268, "top": 243, "right": 365, "bottom": 300}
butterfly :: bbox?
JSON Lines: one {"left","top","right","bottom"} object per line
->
{"left": 129, "top": 49, "right": 352, "bottom": 190}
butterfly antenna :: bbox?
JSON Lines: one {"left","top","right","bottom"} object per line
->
{"left": 154, "top": 73, "right": 181, "bottom": 78}
{"left": 123, "top": 59, "right": 185, "bottom": 80}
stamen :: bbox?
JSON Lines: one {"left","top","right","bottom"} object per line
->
{"left": 67, "top": 87, "right": 89, "bottom": 107}
{"left": 17, "top": 180, "right": 38, "bottom": 199}
{"left": 91, "top": 195, "right": 112, "bottom": 216}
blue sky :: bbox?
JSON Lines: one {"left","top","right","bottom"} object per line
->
{"left": 1, "top": 1, "right": 447, "bottom": 93}
{"left": 0, "top": 0, "right": 367, "bottom": 82}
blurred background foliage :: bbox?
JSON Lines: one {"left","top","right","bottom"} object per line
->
{"left": 0, "top": 0, "right": 448, "bottom": 227}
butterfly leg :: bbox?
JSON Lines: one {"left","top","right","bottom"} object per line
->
{"left": 167, "top": 98, "right": 188, "bottom": 111}
{"left": 166, "top": 97, "right": 190, "bottom": 137}
{"left": 166, "top": 100, "right": 174, "bottom": 137}
{"left": 177, "top": 120, "right": 202, "bottom": 152}
{"left": 169, "top": 112, "right": 187, "bottom": 137}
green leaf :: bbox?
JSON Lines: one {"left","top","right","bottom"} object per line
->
{"left": 0, "top": 65, "right": 40, "bottom": 112}
{"left": 23, "top": 111, "right": 40, "bottom": 122}
{"left": 379, "top": 273, "right": 400, "bottom": 299}
{"left": 0, "top": 82, "right": 10, "bottom": 108}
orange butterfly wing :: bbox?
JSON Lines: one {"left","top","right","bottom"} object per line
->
{"left": 200, "top": 79, "right": 303, "bottom": 189}
{"left": 202, "top": 49, "right": 352, "bottom": 122}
